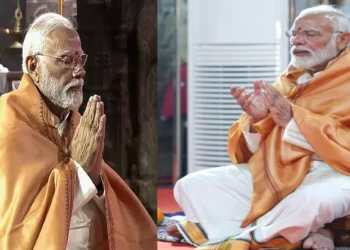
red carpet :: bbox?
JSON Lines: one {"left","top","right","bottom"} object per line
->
{"left": 157, "top": 188, "right": 195, "bottom": 250}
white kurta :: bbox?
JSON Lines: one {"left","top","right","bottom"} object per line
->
{"left": 67, "top": 162, "right": 108, "bottom": 250}
{"left": 174, "top": 72, "right": 350, "bottom": 246}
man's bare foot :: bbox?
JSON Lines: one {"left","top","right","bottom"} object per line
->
{"left": 165, "top": 224, "right": 183, "bottom": 238}
{"left": 303, "top": 228, "right": 334, "bottom": 250}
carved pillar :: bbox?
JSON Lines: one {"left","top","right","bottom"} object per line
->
{"left": 76, "top": 0, "right": 157, "bottom": 222}
{"left": 133, "top": 0, "right": 157, "bottom": 222}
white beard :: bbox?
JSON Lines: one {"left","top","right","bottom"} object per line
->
{"left": 290, "top": 35, "right": 338, "bottom": 69}
{"left": 39, "top": 64, "right": 84, "bottom": 110}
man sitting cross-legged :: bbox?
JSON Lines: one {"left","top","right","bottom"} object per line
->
{"left": 167, "top": 5, "right": 350, "bottom": 250}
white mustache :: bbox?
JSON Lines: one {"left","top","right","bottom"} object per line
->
{"left": 65, "top": 79, "right": 84, "bottom": 90}
{"left": 291, "top": 46, "right": 314, "bottom": 54}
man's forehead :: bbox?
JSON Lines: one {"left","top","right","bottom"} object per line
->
{"left": 45, "top": 28, "right": 82, "bottom": 54}
{"left": 292, "top": 14, "right": 334, "bottom": 30}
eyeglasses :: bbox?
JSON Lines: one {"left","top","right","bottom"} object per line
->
{"left": 35, "top": 53, "right": 88, "bottom": 69}
{"left": 285, "top": 29, "right": 344, "bottom": 41}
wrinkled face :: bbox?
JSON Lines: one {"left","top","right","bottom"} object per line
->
{"left": 37, "top": 28, "right": 86, "bottom": 110}
{"left": 289, "top": 14, "right": 340, "bottom": 69}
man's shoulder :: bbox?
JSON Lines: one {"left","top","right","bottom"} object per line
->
{"left": 0, "top": 90, "right": 35, "bottom": 134}
{"left": 0, "top": 91, "right": 20, "bottom": 119}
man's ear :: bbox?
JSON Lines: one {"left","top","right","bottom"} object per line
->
{"left": 337, "top": 32, "right": 350, "bottom": 51}
{"left": 26, "top": 56, "right": 40, "bottom": 83}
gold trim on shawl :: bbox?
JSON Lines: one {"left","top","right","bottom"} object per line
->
{"left": 177, "top": 220, "right": 209, "bottom": 246}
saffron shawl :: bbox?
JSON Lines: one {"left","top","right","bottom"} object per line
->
{"left": 0, "top": 74, "right": 156, "bottom": 250}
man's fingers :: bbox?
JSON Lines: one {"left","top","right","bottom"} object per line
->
{"left": 95, "top": 114, "right": 106, "bottom": 162}
{"left": 96, "top": 114, "right": 106, "bottom": 141}
{"left": 81, "top": 96, "right": 93, "bottom": 124}
{"left": 230, "top": 86, "right": 242, "bottom": 96}
{"left": 100, "top": 101, "right": 104, "bottom": 116}
{"left": 254, "top": 80, "right": 262, "bottom": 95}
{"left": 231, "top": 87, "right": 246, "bottom": 99}
{"left": 100, "top": 116, "right": 106, "bottom": 151}
{"left": 261, "top": 82, "right": 277, "bottom": 103}
{"left": 261, "top": 80, "right": 279, "bottom": 96}
{"left": 86, "top": 95, "right": 100, "bottom": 125}
{"left": 230, "top": 86, "right": 237, "bottom": 95}
{"left": 94, "top": 101, "right": 104, "bottom": 131}
{"left": 263, "top": 91, "right": 273, "bottom": 109}
{"left": 87, "top": 97, "right": 97, "bottom": 125}
{"left": 237, "top": 92, "right": 251, "bottom": 107}
{"left": 261, "top": 81, "right": 269, "bottom": 92}
{"left": 242, "top": 95, "right": 253, "bottom": 110}
{"left": 93, "top": 102, "right": 101, "bottom": 131}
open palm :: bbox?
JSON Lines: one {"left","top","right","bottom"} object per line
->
{"left": 244, "top": 91, "right": 268, "bottom": 123}
{"left": 231, "top": 80, "right": 268, "bottom": 123}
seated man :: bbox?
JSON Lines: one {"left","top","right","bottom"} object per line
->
{"left": 0, "top": 13, "right": 156, "bottom": 249}
{"left": 167, "top": 5, "right": 350, "bottom": 250}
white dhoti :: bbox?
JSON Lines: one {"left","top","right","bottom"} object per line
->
{"left": 174, "top": 161, "right": 350, "bottom": 246}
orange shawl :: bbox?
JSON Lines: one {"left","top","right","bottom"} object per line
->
{"left": 228, "top": 47, "right": 350, "bottom": 228}
{"left": 0, "top": 74, "right": 156, "bottom": 250}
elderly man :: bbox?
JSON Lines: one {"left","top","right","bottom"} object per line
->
{"left": 167, "top": 5, "right": 350, "bottom": 250}
{"left": 0, "top": 13, "right": 156, "bottom": 250}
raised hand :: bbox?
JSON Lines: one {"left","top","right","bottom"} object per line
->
{"left": 88, "top": 100, "right": 106, "bottom": 186}
{"left": 230, "top": 80, "right": 268, "bottom": 123}
{"left": 261, "top": 80, "right": 292, "bottom": 128}
{"left": 70, "top": 95, "right": 106, "bottom": 185}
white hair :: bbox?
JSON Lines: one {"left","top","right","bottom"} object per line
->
{"left": 296, "top": 5, "right": 350, "bottom": 33}
{"left": 22, "top": 13, "right": 74, "bottom": 73}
